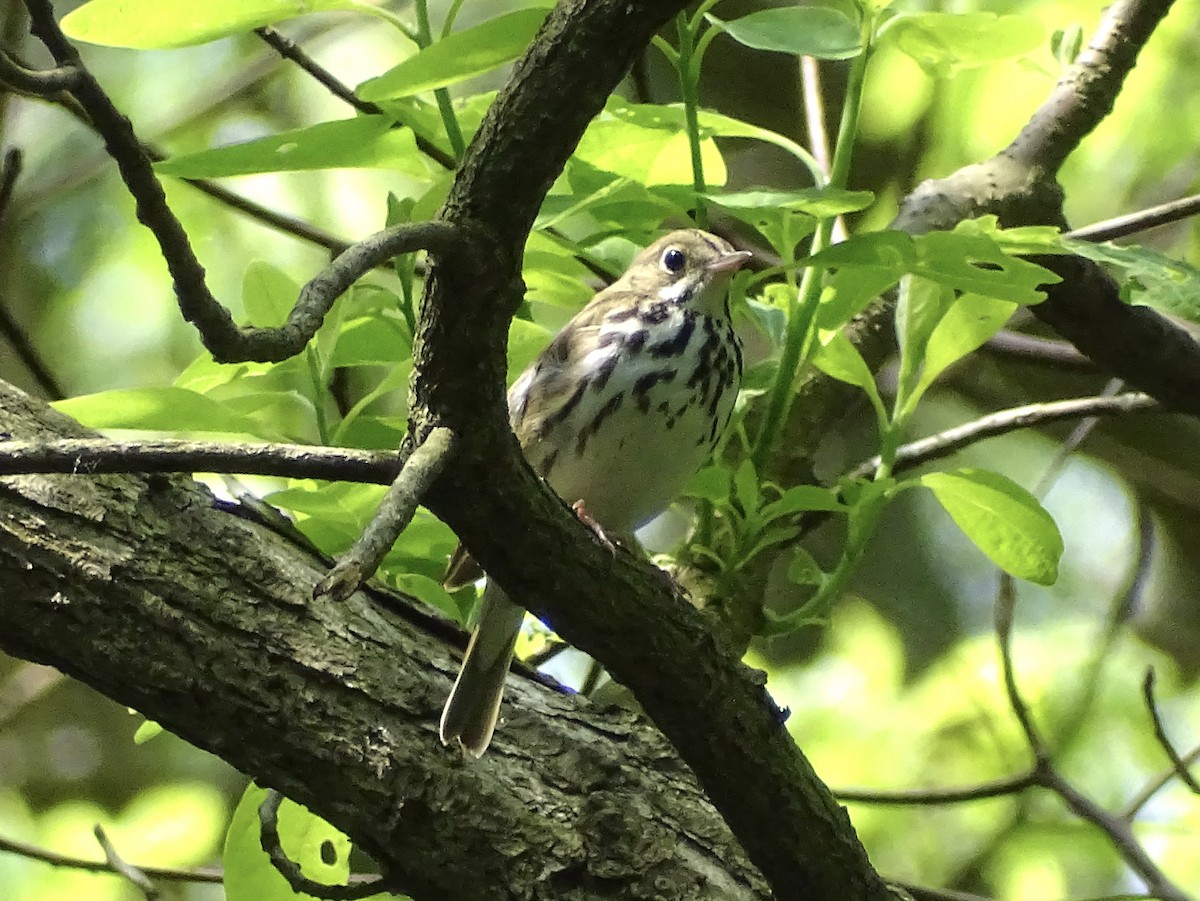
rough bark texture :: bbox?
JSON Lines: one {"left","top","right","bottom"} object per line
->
{"left": 0, "top": 380, "right": 768, "bottom": 901}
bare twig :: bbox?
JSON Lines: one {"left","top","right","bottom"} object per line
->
{"left": 1125, "top": 741, "right": 1200, "bottom": 819}
{"left": 0, "top": 832, "right": 222, "bottom": 883}
{"left": 1141, "top": 668, "right": 1200, "bottom": 796}
{"left": 983, "top": 330, "right": 1094, "bottom": 370}
{"left": 836, "top": 771, "right": 1037, "bottom": 806}
{"left": 850, "top": 392, "right": 1161, "bottom": 480}
{"left": 93, "top": 825, "right": 160, "bottom": 901}
{"left": 314, "top": 426, "right": 457, "bottom": 601}
{"left": 0, "top": 47, "right": 77, "bottom": 92}
{"left": 258, "top": 790, "right": 390, "bottom": 900}
{"left": 0, "top": 146, "right": 21, "bottom": 221}
{"left": 19, "top": 0, "right": 463, "bottom": 363}
{"left": 253, "top": 27, "right": 457, "bottom": 172}
{"left": 1068, "top": 192, "right": 1200, "bottom": 243}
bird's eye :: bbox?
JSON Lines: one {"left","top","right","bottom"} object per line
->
{"left": 661, "top": 247, "right": 686, "bottom": 273}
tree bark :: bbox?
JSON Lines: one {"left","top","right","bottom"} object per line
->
{"left": 0, "top": 379, "right": 768, "bottom": 901}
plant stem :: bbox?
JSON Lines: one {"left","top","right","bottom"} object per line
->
{"left": 673, "top": 12, "right": 708, "bottom": 228}
{"left": 752, "top": 15, "right": 874, "bottom": 470}
{"left": 414, "top": 0, "right": 466, "bottom": 159}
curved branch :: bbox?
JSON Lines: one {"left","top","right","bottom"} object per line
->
{"left": 315, "top": 427, "right": 458, "bottom": 601}
{"left": 1006, "top": 0, "right": 1176, "bottom": 172}
{"left": 20, "top": 0, "right": 462, "bottom": 364}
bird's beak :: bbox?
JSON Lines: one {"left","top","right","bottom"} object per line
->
{"left": 707, "top": 249, "right": 754, "bottom": 273}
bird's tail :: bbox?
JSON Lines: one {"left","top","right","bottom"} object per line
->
{"left": 439, "top": 583, "right": 526, "bottom": 757}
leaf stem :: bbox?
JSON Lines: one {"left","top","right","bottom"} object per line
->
{"left": 414, "top": 0, "right": 466, "bottom": 159}
{"left": 752, "top": 13, "right": 874, "bottom": 470}
{"left": 673, "top": 12, "right": 708, "bottom": 228}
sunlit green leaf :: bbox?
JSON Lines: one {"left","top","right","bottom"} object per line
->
{"left": 813, "top": 330, "right": 879, "bottom": 396}
{"left": 63, "top": 0, "right": 356, "bottom": 49}
{"left": 155, "top": 117, "right": 431, "bottom": 178}
{"left": 224, "top": 783, "right": 352, "bottom": 901}
{"left": 1065, "top": 238, "right": 1200, "bottom": 323}
{"left": 920, "top": 469, "right": 1062, "bottom": 584}
{"left": 710, "top": 8, "right": 862, "bottom": 60}
{"left": 915, "top": 293, "right": 1017, "bottom": 396}
{"left": 884, "top": 13, "right": 1043, "bottom": 77}
{"left": 575, "top": 101, "right": 727, "bottom": 187}
{"left": 358, "top": 8, "right": 548, "bottom": 100}
{"left": 54, "top": 387, "right": 274, "bottom": 436}
{"left": 242, "top": 261, "right": 299, "bottom": 329}
{"left": 686, "top": 464, "right": 732, "bottom": 503}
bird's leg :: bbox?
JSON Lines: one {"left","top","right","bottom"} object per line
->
{"left": 571, "top": 500, "right": 617, "bottom": 552}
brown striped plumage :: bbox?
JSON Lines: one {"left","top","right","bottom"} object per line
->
{"left": 440, "top": 229, "right": 751, "bottom": 756}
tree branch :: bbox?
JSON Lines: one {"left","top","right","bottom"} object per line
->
{"left": 0, "top": 378, "right": 769, "bottom": 901}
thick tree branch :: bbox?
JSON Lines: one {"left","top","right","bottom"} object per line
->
{"left": 0, "top": 379, "right": 768, "bottom": 901}
{"left": 405, "top": 1, "right": 895, "bottom": 897}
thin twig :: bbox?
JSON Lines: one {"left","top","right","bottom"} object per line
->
{"left": 835, "top": 771, "right": 1038, "bottom": 806}
{"left": 0, "top": 832, "right": 222, "bottom": 883}
{"left": 0, "top": 148, "right": 66, "bottom": 398}
{"left": 258, "top": 790, "right": 390, "bottom": 900}
{"left": 93, "top": 825, "right": 160, "bottom": 901}
{"left": 1068, "top": 192, "right": 1200, "bottom": 243}
{"left": 253, "top": 27, "right": 457, "bottom": 172}
{"left": 850, "top": 392, "right": 1161, "bottom": 480}
{"left": 315, "top": 426, "right": 457, "bottom": 601}
{"left": 1141, "top": 668, "right": 1200, "bottom": 796}
{"left": 983, "top": 330, "right": 1094, "bottom": 369}
{"left": 20, "top": 0, "right": 464, "bottom": 364}
{"left": 1125, "top": 741, "right": 1200, "bottom": 819}
{"left": 0, "top": 662, "right": 63, "bottom": 729}
{"left": 0, "top": 146, "right": 22, "bottom": 222}
{"left": 0, "top": 47, "right": 77, "bottom": 92}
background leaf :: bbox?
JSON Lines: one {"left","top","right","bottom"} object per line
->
{"left": 920, "top": 469, "right": 1063, "bottom": 585}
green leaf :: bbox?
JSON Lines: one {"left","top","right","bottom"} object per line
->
{"left": 54, "top": 387, "right": 272, "bottom": 436}
{"left": 224, "top": 784, "right": 353, "bottom": 901}
{"left": 710, "top": 8, "right": 862, "bottom": 60}
{"left": 329, "top": 315, "right": 412, "bottom": 367}
{"left": 508, "top": 318, "right": 553, "bottom": 382}
{"left": 761, "top": 485, "right": 847, "bottom": 519}
{"left": 155, "top": 117, "right": 431, "bottom": 178}
{"left": 813, "top": 331, "right": 879, "bottom": 398}
{"left": 242, "top": 261, "right": 299, "bottom": 329}
{"left": 884, "top": 13, "right": 1043, "bottom": 77}
{"left": 894, "top": 274, "right": 955, "bottom": 406}
{"left": 807, "top": 229, "right": 916, "bottom": 271}
{"left": 694, "top": 109, "right": 828, "bottom": 182}
{"left": 574, "top": 100, "right": 727, "bottom": 187}
{"left": 686, "top": 465, "right": 732, "bottom": 504}
{"left": 920, "top": 469, "right": 1062, "bottom": 585}
{"left": 733, "top": 459, "right": 760, "bottom": 517}
{"left": 915, "top": 293, "right": 1017, "bottom": 396}
{"left": 914, "top": 225, "right": 1059, "bottom": 303}
{"left": 786, "top": 547, "right": 825, "bottom": 587}
{"left": 1064, "top": 238, "right": 1200, "bottom": 323}
{"left": 62, "top": 0, "right": 357, "bottom": 49}
{"left": 710, "top": 187, "right": 872, "bottom": 258}
{"left": 358, "top": 8, "right": 548, "bottom": 101}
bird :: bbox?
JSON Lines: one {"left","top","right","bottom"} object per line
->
{"left": 439, "top": 228, "right": 752, "bottom": 757}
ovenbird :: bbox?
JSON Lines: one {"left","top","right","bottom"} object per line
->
{"left": 440, "top": 228, "right": 752, "bottom": 756}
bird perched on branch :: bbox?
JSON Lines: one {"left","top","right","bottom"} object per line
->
{"left": 440, "top": 228, "right": 752, "bottom": 756}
